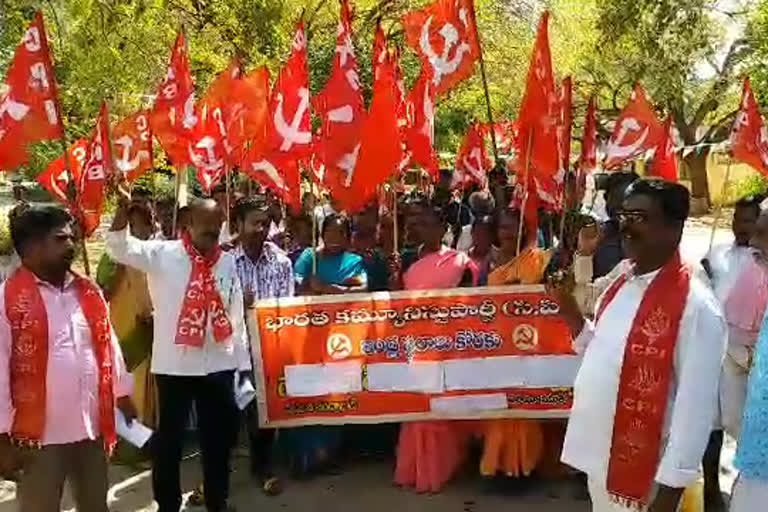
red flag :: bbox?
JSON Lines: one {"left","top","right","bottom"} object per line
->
{"left": 78, "top": 102, "right": 113, "bottom": 237}
{"left": 731, "top": 78, "right": 768, "bottom": 177}
{"left": 604, "top": 83, "right": 664, "bottom": 169}
{"left": 189, "top": 107, "right": 228, "bottom": 195}
{"left": 0, "top": 11, "right": 64, "bottom": 170}
{"left": 484, "top": 121, "right": 518, "bottom": 156}
{"left": 150, "top": 32, "right": 197, "bottom": 168}
{"left": 405, "top": 73, "right": 439, "bottom": 179}
{"left": 341, "top": 54, "right": 404, "bottom": 212}
{"left": 267, "top": 22, "right": 312, "bottom": 160}
{"left": 402, "top": 0, "right": 482, "bottom": 96}
{"left": 112, "top": 110, "right": 153, "bottom": 182}
{"left": 313, "top": 0, "right": 367, "bottom": 198}
{"left": 372, "top": 20, "right": 388, "bottom": 80}
{"left": 242, "top": 149, "right": 301, "bottom": 213}
{"left": 559, "top": 76, "right": 573, "bottom": 172}
{"left": 650, "top": 117, "right": 678, "bottom": 182}
{"left": 455, "top": 122, "right": 491, "bottom": 188}
{"left": 516, "top": 11, "right": 559, "bottom": 182}
{"left": 37, "top": 139, "right": 87, "bottom": 204}
{"left": 579, "top": 96, "right": 598, "bottom": 173}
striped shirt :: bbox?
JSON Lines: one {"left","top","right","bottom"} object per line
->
{"left": 233, "top": 241, "right": 294, "bottom": 301}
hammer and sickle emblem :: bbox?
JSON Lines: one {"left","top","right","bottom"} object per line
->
{"left": 606, "top": 117, "right": 649, "bottom": 160}
{"left": 0, "top": 92, "right": 30, "bottom": 122}
{"left": 274, "top": 88, "right": 311, "bottom": 151}
{"left": 419, "top": 15, "right": 471, "bottom": 88}
{"left": 250, "top": 159, "right": 287, "bottom": 191}
{"left": 189, "top": 136, "right": 223, "bottom": 173}
{"left": 114, "top": 135, "right": 149, "bottom": 174}
{"left": 462, "top": 147, "right": 486, "bottom": 183}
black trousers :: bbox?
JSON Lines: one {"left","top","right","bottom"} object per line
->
{"left": 152, "top": 371, "right": 238, "bottom": 512}
{"left": 244, "top": 398, "right": 276, "bottom": 477}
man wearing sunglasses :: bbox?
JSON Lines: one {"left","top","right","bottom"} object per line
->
{"left": 551, "top": 178, "right": 727, "bottom": 512}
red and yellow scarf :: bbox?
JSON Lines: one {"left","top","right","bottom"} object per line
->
{"left": 4, "top": 267, "right": 116, "bottom": 452}
{"left": 596, "top": 252, "right": 691, "bottom": 508}
{"left": 175, "top": 234, "right": 233, "bottom": 347}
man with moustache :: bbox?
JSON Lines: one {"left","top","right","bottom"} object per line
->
{"left": 550, "top": 179, "right": 727, "bottom": 512}
{"left": 107, "top": 184, "right": 250, "bottom": 512}
{"left": 0, "top": 206, "right": 135, "bottom": 511}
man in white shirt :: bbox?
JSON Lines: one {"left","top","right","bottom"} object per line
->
{"left": 551, "top": 179, "right": 727, "bottom": 512}
{"left": 107, "top": 188, "right": 250, "bottom": 512}
{"left": 0, "top": 206, "right": 135, "bottom": 512}
{"left": 699, "top": 194, "right": 762, "bottom": 511}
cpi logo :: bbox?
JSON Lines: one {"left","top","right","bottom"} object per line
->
{"left": 326, "top": 333, "right": 353, "bottom": 360}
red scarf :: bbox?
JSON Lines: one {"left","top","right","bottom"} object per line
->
{"left": 175, "top": 234, "right": 233, "bottom": 347}
{"left": 4, "top": 267, "right": 116, "bottom": 453}
{"left": 596, "top": 252, "right": 691, "bottom": 507}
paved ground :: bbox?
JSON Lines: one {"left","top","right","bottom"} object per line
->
{"left": 0, "top": 220, "right": 740, "bottom": 511}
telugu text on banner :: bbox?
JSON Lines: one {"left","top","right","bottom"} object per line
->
{"left": 249, "top": 285, "right": 577, "bottom": 428}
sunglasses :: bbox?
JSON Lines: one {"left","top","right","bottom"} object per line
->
{"left": 617, "top": 210, "right": 650, "bottom": 225}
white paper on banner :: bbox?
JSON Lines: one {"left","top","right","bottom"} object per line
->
{"left": 115, "top": 409, "right": 153, "bottom": 448}
{"left": 443, "top": 355, "right": 581, "bottom": 391}
{"left": 443, "top": 357, "right": 525, "bottom": 391}
{"left": 366, "top": 362, "right": 444, "bottom": 393}
{"left": 285, "top": 361, "right": 362, "bottom": 397}
{"left": 430, "top": 393, "right": 508, "bottom": 414}
{"left": 517, "top": 355, "right": 581, "bottom": 387}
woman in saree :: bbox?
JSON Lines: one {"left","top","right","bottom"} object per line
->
{"left": 96, "top": 203, "right": 156, "bottom": 429}
{"left": 393, "top": 204, "right": 479, "bottom": 493}
{"left": 284, "top": 213, "right": 368, "bottom": 478}
{"left": 480, "top": 208, "right": 555, "bottom": 480}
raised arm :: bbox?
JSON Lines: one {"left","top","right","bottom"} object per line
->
{"left": 105, "top": 179, "right": 162, "bottom": 273}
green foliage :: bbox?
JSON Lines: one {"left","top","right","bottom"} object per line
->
{"left": 731, "top": 173, "right": 768, "bottom": 203}
{"left": 0, "top": 207, "right": 12, "bottom": 256}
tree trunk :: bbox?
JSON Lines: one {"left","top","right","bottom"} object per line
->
{"left": 683, "top": 150, "right": 711, "bottom": 214}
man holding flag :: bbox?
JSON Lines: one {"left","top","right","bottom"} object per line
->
{"left": 107, "top": 183, "right": 250, "bottom": 512}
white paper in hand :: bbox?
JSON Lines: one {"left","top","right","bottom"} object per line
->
{"left": 234, "top": 375, "right": 257, "bottom": 410}
{"left": 115, "top": 409, "right": 153, "bottom": 448}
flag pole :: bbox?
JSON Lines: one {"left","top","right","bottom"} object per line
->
{"left": 707, "top": 156, "right": 732, "bottom": 255}
{"left": 516, "top": 131, "right": 534, "bottom": 256}
{"left": 308, "top": 163, "right": 318, "bottom": 275}
{"left": 475, "top": 17, "right": 498, "bottom": 163}
{"left": 392, "top": 182, "right": 399, "bottom": 255}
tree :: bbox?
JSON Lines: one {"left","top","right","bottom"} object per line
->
{"left": 582, "top": 0, "right": 751, "bottom": 211}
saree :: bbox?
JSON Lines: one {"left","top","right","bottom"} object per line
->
{"left": 480, "top": 247, "right": 556, "bottom": 478}
{"left": 395, "top": 246, "right": 478, "bottom": 492}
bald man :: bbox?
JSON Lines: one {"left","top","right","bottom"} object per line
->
{"left": 108, "top": 189, "right": 249, "bottom": 512}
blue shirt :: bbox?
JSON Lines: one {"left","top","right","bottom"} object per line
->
{"left": 294, "top": 248, "right": 367, "bottom": 288}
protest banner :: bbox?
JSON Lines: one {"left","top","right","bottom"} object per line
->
{"left": 248, "top": 285, "right": 577, "bottom": 428}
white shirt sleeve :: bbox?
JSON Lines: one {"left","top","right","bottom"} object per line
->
{"left": 105, "top": 228, "right": 162, "bottom": 274}
{"left": 230, "top": 271, "right": 252, "bottom": 372}
{"left": 572, "top": 319, "right": 596, "bottom": 354}
{"left": 655, "top": 293, "right": 727, "bottom": 488}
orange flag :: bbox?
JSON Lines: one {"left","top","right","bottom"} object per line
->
{"left": 112, "top": 110, "right": 153, "bottom": 183}
{"left": 516, "top": 11, "right": 559, "bottom": 182}
{"left": 604, "top": 83, "right": 664, "bottom": 169}
{"left": 405, "top": 73, "right": 439, "bottom": 179}
{"left": 37, "top": 139, "right": 87, "bottom": 205}
{"left": 559, "top": 76, "right": 573, "bottom": 172}
{"left": 0, "top": 11, "right": 64, "bottom": 170}
{"left": 402, "top": 0, "right": 482, "bottom": 96}
{"left": 150, "top": 32, "right": 197, "bottom": 168}
{"left": 78, "top": 102, "right": 113, "bottom": 237}
{"left": 731, "top": 78, "right": 768, "bottom": 177}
